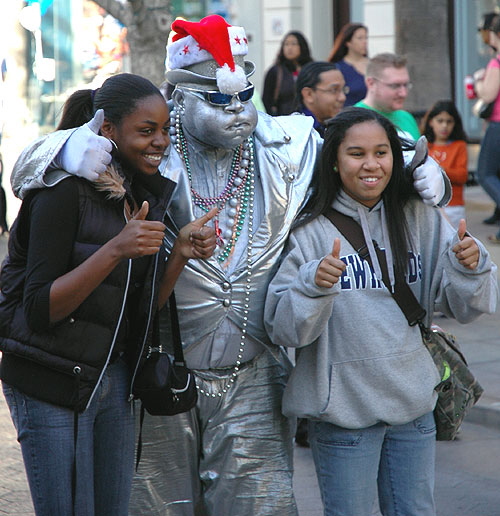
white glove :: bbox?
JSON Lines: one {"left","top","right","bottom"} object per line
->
{"left": 58, "top": 109, "right": 112, "bottom": 181}
{"left": 410, "top": 136, "right": 446, "bottom": 206}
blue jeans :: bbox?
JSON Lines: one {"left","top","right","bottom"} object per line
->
{"left": 309, "top": 412, "right": 436, "bottom": 516}
{"left": 477, "top": 121, "right": 500, "bottom": 218}
{"left": 2, "top": 358, "right": 135, "bottom": 516}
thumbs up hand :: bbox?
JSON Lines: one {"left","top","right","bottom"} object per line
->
{"left": 132, "top": 201, "right": 149, "bottom": 221}
{"left": 114, "top": 201, "right": 166, "bottom": 259}
{"left": 315, "top": 238, "right": 346, "bottom": 287}
{"left": 452, "top": 219, "right": 479, "bottom": 270}
{"left": 176, "top": 207, "right": 218, "bottom": 260}
{"left": 59, "top": 109, "right": 113, "bottom": 181}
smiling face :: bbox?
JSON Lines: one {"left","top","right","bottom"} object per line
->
{"left": 336, "top": 120, "right": 393, "bottom": 207}
{"left": 303, "top": 69, "right": 346, "bottom": 123}
{"left": 429, "top": 111, "right": 455, "bottom": 145}
{"left": 102, "top": 94, "right": 170, "bottom": 175}
{"left": 175, "top": 84, "right": 258, "bottom": 149}
{"left": 369, "top": 66, "right": 411, "bottom": 112}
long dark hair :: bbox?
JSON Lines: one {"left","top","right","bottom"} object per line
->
{"left": 57, "top": 73, "right": 163, "bottom": 130}
{"left": 328, "top": 23, "right": 367, "bottom": 63}
{"left": 297, "top": 107, "right": 416, "bottom": 276}
{"left": 277, "top": 31, "right": 312, "bottom": 70}
{"left": 421, "top": 100, "right": 467, "bottom": 143}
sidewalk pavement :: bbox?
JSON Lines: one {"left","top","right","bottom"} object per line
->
{"left": 0, "top": 184, "right": 499, "bottom": 516}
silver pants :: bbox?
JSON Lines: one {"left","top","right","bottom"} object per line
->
{"left": 130, "top": 351, "right": 298, "bottom": 516}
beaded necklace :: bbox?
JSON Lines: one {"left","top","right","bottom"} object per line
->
{"left": 170, "top": 108, "right": 255, "bottom": 397}
{"left": 171, "top": 109, "right": 255, "bottom": 263}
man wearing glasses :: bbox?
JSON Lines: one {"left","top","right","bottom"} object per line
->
{"left": 10, "top": 17, "right": 450, "bottom": 516}
{"left": 355, "top": 52, "right": 420, "bottom": 141}
{"left": 296, "top": 60, "right": 348, "bottom": 137}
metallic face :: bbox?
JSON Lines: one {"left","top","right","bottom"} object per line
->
{"left": 174, "top": 84, "right": 258, "bottom": 149}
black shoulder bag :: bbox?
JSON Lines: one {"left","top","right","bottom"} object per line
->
{"left": 133, "top": 291, "right": 197, "bottom": 416}
{"left": 323, "top": 208, "right": 483, "bottom": 441}
{"left": 134, "top": 292, "right": 198, "bottom": 469}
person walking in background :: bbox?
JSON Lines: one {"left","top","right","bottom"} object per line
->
{"left": 0, "top": 73, "right": 216, "bottom": 516}
{"left": 265, "top": 107, "right": 498, "bottom": 516}
{"left": 478, "top": 11, "right": 498, "bottom": 51}
{"left": 474, "top": 15, "right": 500, "bottom": 243}
{"left": 355, "top": 52, "right": 420, "bottom": 141}
{"left": 327, "top": 22, "right": 368, "bottom": 106}
{"left": 473, "top": 11, "right": 500, "bottom": 225}
{"left": 296, "top": 61, "right": 348, "bottom": 137}
{"left": 421, "top": 100, "right": 468, "bottom": 228}
{"left": 262, "top": 30, "right": 313, "bottom": 116}
{"left": 475, "top": 11, "right": 500, "bottom": 225}
{"left": 0, "top": 52, "right": 8, "bottom": 235}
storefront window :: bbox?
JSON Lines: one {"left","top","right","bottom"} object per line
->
{"left": 171, "top": 0, "right": 232, "bottom": 21}
{"left": 22, "top": 0, "right": 234, "bottom": 132}
{"left": 23, "top": 0, "right": 130, "bottom": 132}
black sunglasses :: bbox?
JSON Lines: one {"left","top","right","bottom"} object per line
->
{"left": 182, "top": 84, "right": 254, "bottom": 106}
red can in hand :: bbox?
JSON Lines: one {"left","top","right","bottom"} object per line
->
{"left": 464, "top": 75, "right": 476, "bottom": 99}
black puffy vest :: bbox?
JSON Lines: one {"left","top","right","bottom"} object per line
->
{"left": 0, "top": 173, "right": 175, "bottom": 411}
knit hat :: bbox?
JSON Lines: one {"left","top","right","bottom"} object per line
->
{"left": 165, "top": 14, "right": 255, "bottom": 93}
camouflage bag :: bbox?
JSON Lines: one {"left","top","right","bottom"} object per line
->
{"left": 420, "top": 324, "right": 484, "bottom": 441}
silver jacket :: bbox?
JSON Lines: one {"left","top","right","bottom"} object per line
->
{"left": 162, "top": 113, "right": 322, "bottom": 366}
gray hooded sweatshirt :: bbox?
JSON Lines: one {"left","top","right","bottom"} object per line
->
{"left": 264, "top": 190, "right": 498, "bottom": 429}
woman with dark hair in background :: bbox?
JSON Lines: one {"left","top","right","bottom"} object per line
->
{"left": 0, "top": 73, "right": 216, "bottom": 516}
{"left": 328, "top": 22, "right": 369, "bottom": 106}
{"left": 262, "top": 30, "right": 313, "bottom": 116}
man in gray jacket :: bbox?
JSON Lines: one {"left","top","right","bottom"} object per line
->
{"left": 10, "top": 15, "right": 451, "bottom": 516}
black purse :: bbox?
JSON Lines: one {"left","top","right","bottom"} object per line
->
{"left": 323, "top": 208, "right": 483, "bottom": 441}
{"left": 473, "top": 98, "right": 495, "bottom": 119}
{"left": 133, "top": 291, "right": 197, "bottom": 416}
{"left": 134, "top": 292, "right": 198, "bottom": 469}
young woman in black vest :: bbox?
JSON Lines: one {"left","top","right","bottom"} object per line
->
{"left": 0, "top": 73, "right": 216, "bottom": 516}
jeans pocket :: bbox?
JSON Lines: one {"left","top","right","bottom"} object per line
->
{"left": 2, "top": 381, "right": 20, "bottom": 430}
{"left": 312, "top": 420, "right": 363, "bottom": 447}
{"left": 413, "top": 411, "right": 436, "bottom": 435}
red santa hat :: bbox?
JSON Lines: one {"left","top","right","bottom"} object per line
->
{"left": 165, "top": 14, "right": 255, "bottom": 93}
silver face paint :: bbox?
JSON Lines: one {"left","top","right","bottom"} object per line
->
{"left": 176, "top": 85, "right": 258, "bottom": 149}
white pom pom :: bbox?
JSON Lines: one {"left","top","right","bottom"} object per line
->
{"left": 216, "top": 64, "right": 247, "bottom": 94}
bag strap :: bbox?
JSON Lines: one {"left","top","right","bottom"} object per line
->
{"left": 169, "top": 291, "right": 187, "bottom": 365}
{"left": 136, "top": 291, "right": 186, "bottom": 472}
{"left": 322, "top": 207, "right": 426, "bottom": 326}
{"left": 272, "top": 65, "right": 283, "bottom": 112}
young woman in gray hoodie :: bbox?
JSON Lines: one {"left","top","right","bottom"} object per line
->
{"left": 265, "top": 107, "right": 498, "bottom": 516}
